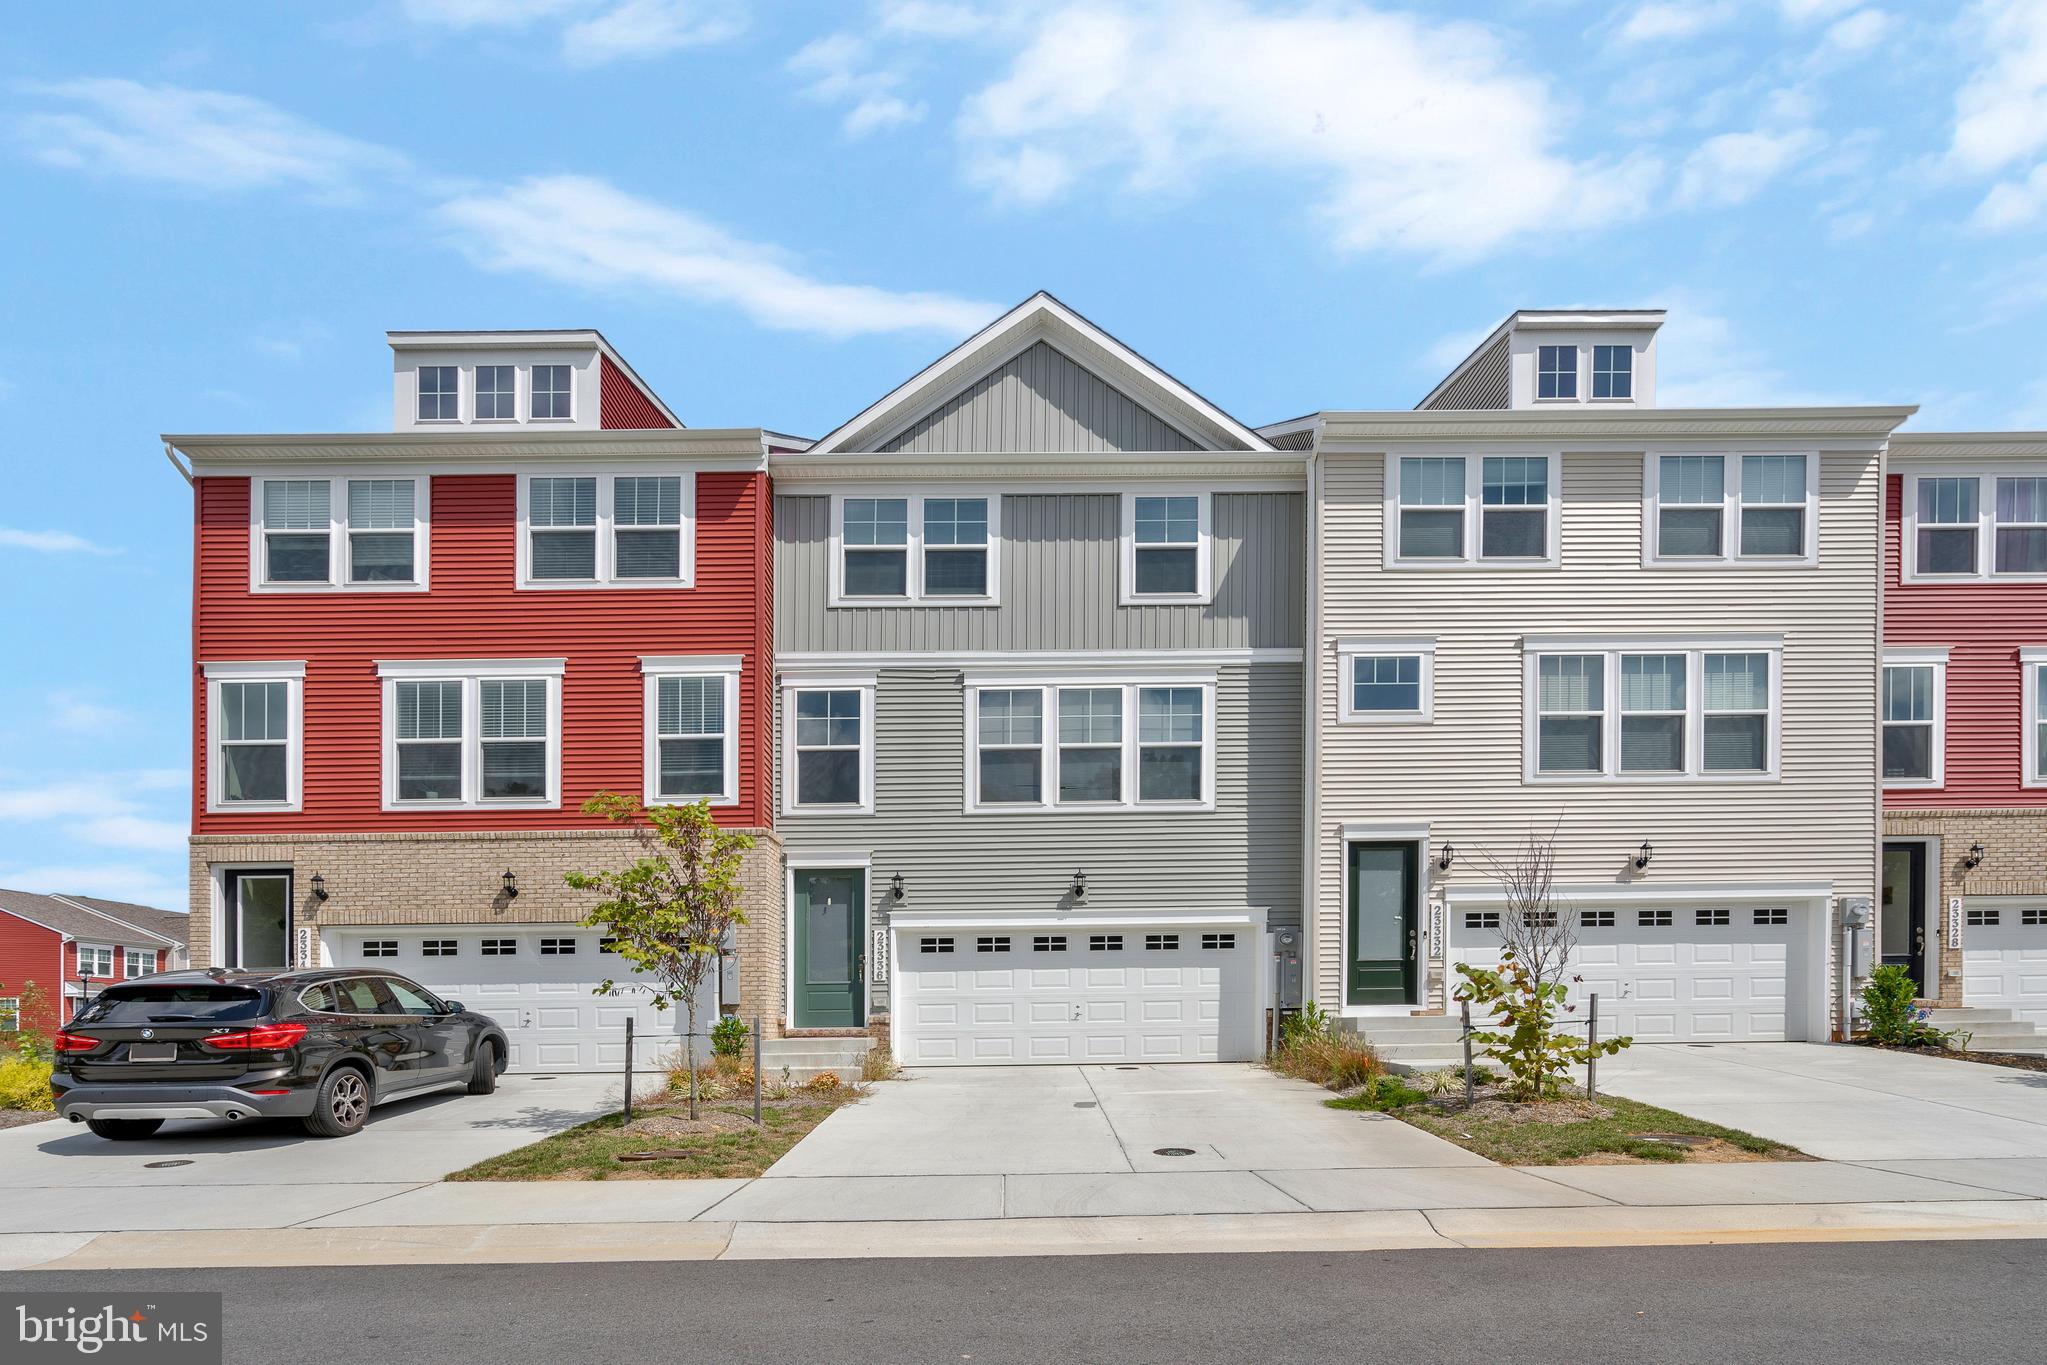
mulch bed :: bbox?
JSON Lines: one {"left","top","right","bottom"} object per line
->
{"left": 1860, "top": 1042, "right": 2047, "bottom": 1074}
{"left": 0, "top": 1108, "right": 55, "bottom": 1130}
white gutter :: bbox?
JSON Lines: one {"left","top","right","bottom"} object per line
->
{"left": 1301, "top": 428, "right": 1323, "bottom": 1012}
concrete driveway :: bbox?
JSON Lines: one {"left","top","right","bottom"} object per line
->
{"left": 0, "top": 1074, "right": 620, "bottom": 1235}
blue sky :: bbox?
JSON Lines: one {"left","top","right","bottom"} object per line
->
{"left": 2, "top": 0, "right": 2044, "bottom": 910}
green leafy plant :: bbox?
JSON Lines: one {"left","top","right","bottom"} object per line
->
{"left": 1277, "top": 1000, "right": 1332, "bottom": 1052}
{"left": 710, "top": 1015, "right": 750, "bottom": 1059}
{"left": 1, "top": 981, "right": 54, "bottom": 1064}
{"left": 1270, "top": 1001, "right": 1382, "bottom": 1091}
{"left": 1453, "top": 950, "right": 1631, "bottom": 1101}
{"left": 1859, "top": 965, "right": 1966, "bottom": 1048}
{"left": 568, "top": 793, "right": 756, "bottom": 1119}
{"left": 1326, "top": 1072, "right": 1429, "bottom": 1112}
{"left": 0, "top": 1055, "right": 53, "bottom": 1111}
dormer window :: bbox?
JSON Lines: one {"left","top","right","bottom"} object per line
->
{"left": 1537, "top": 345, "right": 1577, "bottom": 400}
{"left": 476, "top": 365, "right": 516, "bottom": 420}
{"left": 532, "top": 365, "right": 572, "bottom": 420}
{"left": 1592, "top": 345, "right": 1633, "bottom": 399}
{"left": 417, "top": 366, "right": 459, "bottom": 421}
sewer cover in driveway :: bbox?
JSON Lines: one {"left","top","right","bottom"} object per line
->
{"left": 1153, "top": 1147, "right": 1196, "bottom": 1157}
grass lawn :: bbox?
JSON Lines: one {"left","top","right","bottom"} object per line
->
{"left": 1373, "top": 1091, "right": 1803, "bottom": 1165}
{"left": 449, "top": 1096, "right": 851, "bottom": 1181}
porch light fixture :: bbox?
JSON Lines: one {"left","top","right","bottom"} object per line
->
{"left": 1071, "top": 870, "right": 1088, "bottom": 902}
{"left": 501, "top": 869, "right": 519, "bottom": 899}
{"left": 890, "top": 872, "right": 906, "bottom": 902}
{"left": 310, "top": 873, "right": 328, "bottom": 902}
{"left": 1436, "top": 844, "right": 1455, "bottom": 871}
{"left": 1633, "top": 841, "right": 1654, "bottom": 871}
{"left": 1964, "top": 842, "right": 1985, "bottom": 870}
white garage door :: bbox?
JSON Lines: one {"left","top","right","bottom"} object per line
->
{"left": 893, "top": 923, "right": 1260, "bottom": 1066}
{"left": 324, "top": 926, "right": 713, "bottom": 1073}
{"left": 1454, "top": 904, "right": 1804, "bottom": 1043}
{"left": 1963, "top": 900, "right": 2047, "bottom": 1029}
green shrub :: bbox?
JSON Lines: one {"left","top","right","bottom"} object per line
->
{"left": 1859, "top": 965, "right": 1964, "bottom": 1047}
{"left": 1325, "top": 1073, "right": 1429, "bottom": 1112}
{"left": 0, "top": 1056, "right": 53, "bottom": 1111}
{"left": 1271, "top": 1002, "right": 1383, "bottom": 1091}
{"left": 710, "top": 1015, "right": 750, "bottom": 1059}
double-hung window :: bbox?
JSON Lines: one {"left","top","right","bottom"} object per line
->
{"left": 2025, "top": 651, "right": 2047, "bottom": 788}
{"left": 1650, "top": 453, "right": 1816, "bottom": 564}
{"left": 416, "top": 366, "right": 459, "bottom": 421}
{"left": 841, "top": 497, "right": 910, "bottom": 598}
{"left": 1881, "top": 650, "right": 1946, "bottom": 787}
{"left": 922, "top": 498, "right": 989, "bottom": 597}
{"left": 1592, "top": 345, "right": 1632, "bottom": 399}
{"left": 1998, "top": 477, "right": 2047, "bottom": 575}
{"left": 966, "top": 678, "right": 1214, "bottom": 811}
{"left": 521, "top": 472, "right": 694, "bottom": 587}
{"left": 475, "top": 365, "right": 516, "bottom": 420}
{"left": 379, "top": 661, "right": 561, "bottom": 809}
{"left": 787, "top": 682, "right": 871, "bottom": 812}
{"left": 205, "top": 662, "right": 303, "bottom": 811}
{"left": 832, "top": 494, "right": 998, "bottom": 603}
{"left": 1391, "top": 456, "right": 1555, "bottom": 567}
{"left": 124, "top": 949, "right": 154, "bottom": 978}
{"left": 1537, "top": 345, "right": 1577, "bottom": 399}
{"left": 78, "top": 945, "right": 114, "bottom": 979}
{"left": 1527, "top": 641, "right": 1780, "bottom": 780}
{"left": 1915, "top": 477, "right": 1979, "bottom": 576}
{"left": 1337, "top": 638, "right": 1435, "bottom": 723}
{"left": 1905, "top": 470, "right": 2047, "bottom": 580}
{"left": 1126, "top": 494, "right": 1206, "bottom": 599}
{"left": 531, "top": 365, "right": 572, "bottom": 419}
{"left": 257, "top": 477, "right": 426, "bottom": 589}
{"left": 642, "top": 658, "right": 739, "bottom": 805}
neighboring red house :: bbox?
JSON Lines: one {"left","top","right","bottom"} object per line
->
{"left": 0, "top": 889, "right": 189, "bottom": 1027}
{"left": 170, "top": 330, "right": 784, "bottom": 1072}
{"left": 1882, "top": 432, "right": 2047, "bottom": 1037}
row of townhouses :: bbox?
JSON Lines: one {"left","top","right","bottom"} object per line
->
{"left": 168, "top": 295, "right": 2047, "bottom": 1075}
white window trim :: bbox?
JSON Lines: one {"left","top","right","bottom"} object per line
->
{"left": 827, "top": 489, "right": 1003, "bottom": 607}
{"left": 249, "top": 475, "right": 431, "bottom": 593}
{"left": 1882, "top": 647, "right": 1949, "bottom": 791}
{"left": 472, "top": 364, "right": 520, "bottom": 423}
{"left": 960, "top": 672, "right": 1219, "bottom": 815}
{"left": 1520, "top": 635, "right": 1784, "bottom": 784}
{"left": 203, "top": 661, "right": 306, "bottom": 813}
{"left": 1901, "top": 467, "right": 2047, "bottom": 583}
{"left": 515, "top": 468, "right": 696, "bottom": 590}
{"left": 1336, "top": 637, "right": 1436, "bottom": 724}
{"left": 123, "top": 948, "right": 154, "bottom": 978}
{"left": 1643, "top": 452, "right": 1820, "bottom": 569}
{"left": 1589, "top": 343, "right": 1636, "bottom": 402}
{"left": 781, "top": 672, "right": 878, "bottom": 816}
{"left": 414, "top": 365, "right": 462, "bottom": 424}
{"left": 375, "top": 659, "right": 564, "bottom": 811}
{"left": 2022, "top": 648, "right": 2047, "bottom": 790}
{"left": 1119, "top": 488, "right": 1214, "bottom": 604}
{"left": 529, "top": 363, "right": 576, "bottom": 423}
{"left": 1382, "top": 453, "right": 1562, "bottom": 570}
{"left": 1534, "top": 344, "right": 1579, "bottom": 403}
{"left": 640, "top": 654, "right": 742, "bottom": 808}
{"left": 77, "top": 944, "right": 115, "bottom": 979}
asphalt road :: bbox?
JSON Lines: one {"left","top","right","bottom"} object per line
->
{"left": 8, "top": 1239, "right": 2040, "bottom": 1364}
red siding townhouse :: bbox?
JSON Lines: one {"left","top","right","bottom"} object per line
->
{"left": 170, "top": 331, "right": 785, "bottom": 1071}
{"left": 0, "top": 889, "right": 189, "bottom": 1028}
{"left": 1882, "top": 432, "right": 2047, "bottom": 1043}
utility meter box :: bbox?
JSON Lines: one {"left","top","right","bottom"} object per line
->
{"left": 1842, "top": 897, "right": 1874, "bottom": 978}
{"left": 1273, "top": 928, "right": 1302, "bottom": 1008}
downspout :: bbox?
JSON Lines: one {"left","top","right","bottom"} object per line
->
{"left": 163, "top": 441, "right": 192, "bottom": 485}
{"left": 1301, "top": 431, "right": 1322, "bottom": 1016}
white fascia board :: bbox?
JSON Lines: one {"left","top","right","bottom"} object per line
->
{"left": 641, "top": 655, "right": 744, "bottom": 674}
{"left": 776, "top": 648, "right": 1300, "bottom": 671}
{"left": 1320, "top": 407, "right": 1917, "bottom": 446}
{"left": 1446, "top": 881, "right": 1836, "bottom": 907}
{"left": 376, "top": 658, "right": 566, "bottom": 678}
{"left": 1890, "top": 432, "right": 2047, "bottom": 460}
{"left": 1521, "top": 633, "right": 1782, "bottom": 653}
{"left": 1885, "top": 646, "right": 1952, "bottom": 664}
{"left": 202, "top": 660, "right": 306, "bottom": 678}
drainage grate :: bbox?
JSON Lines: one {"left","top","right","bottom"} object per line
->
{"left": 528, "top": 1075, "right": 559, "bottom": 1080}
{"left": 1116, "top": 1066, "right": 1139, "bottom": 1071}
{"left": 144, "top": 1160, "right": 193, "bottom": 1169}
{"left": 1153, "top": 1147, "right": 1196, "bottom": 1157}
{"left": 1074, "top": 1101, "right": 1098, "bottom": 1109}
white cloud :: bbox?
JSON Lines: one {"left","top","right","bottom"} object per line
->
{"left": 0, "top": 863, "right": 188, "bottom": 912}
{"left": 878, "top": 0, "right": 988, "bottom": 39}
{"left": 1779, "top": 0, "right": 1861, "bottom": 21}
{"left": 398, "top": 0, "right": 582, "bottom": 27}
{"left": 1615, "top": 2, "right": 1737, "bottom": 45}
{"left": 1950, "top": 0, "right": 2047, "bottom": 175}
{"left": 562, "top": 0, "right": 748, "bottom": 67}
{"left": 48, "top": 693, "right": 134, "bottom": 734}
{"left": 1820, "top": 9, "right": 1895, "bottom": 54}
{"left": 1974, "top": 161, "right": 2047, "bottom": 231}
{"left": 0, "top": 528, "right": 115, "bottom": 554}
{"left": 955, "top": 2, "right": 1660, "bottom": 261}
{"left": 0, "top": 773, "right": 188, "bottom": 874}
{"left": 16, "top": 79, "right": 406, "bottom": 199}
{"left": 1655, "top": 298, "right": 1851, "bottom": 407}
{"left": 1421, "top": 322, "right": 1500, "bottom": 375}
{"left": 788, "top": 34, "right": 927, "bottom": 137}
{"left": 436, "top": 174, "right": 997, "bottom": 337}
{"left": 1675, "top": 127, "right": 1823, "bottom": 207}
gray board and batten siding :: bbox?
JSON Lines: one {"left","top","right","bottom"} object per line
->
{"left": 875, "top": 341, "right": 1203, "bottom": 454}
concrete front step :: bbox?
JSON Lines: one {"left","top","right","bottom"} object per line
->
{"left": 759, "top": 1037, "right": 874, "bottom": 1083}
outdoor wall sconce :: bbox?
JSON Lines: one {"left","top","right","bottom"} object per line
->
{"left": 1965, "top": 842, "right": 1986, "bottom": 870}
{"left": 1633, "top": 841, "right": 1655, "bottom": 871}
{"left": 1436, "top": 844, "right": 1455, "bottom": 871}
{"left": 890, "top": 872, "right": 906, "bottom": 902}
{"left": 501, "top": 869, "right": 519, "bottom": 899}
{"left": 310, "top": 873, "right": 329, "bottom": 902}
{"left": 1071, "top": 870, "right": 1089, "bottom": 902}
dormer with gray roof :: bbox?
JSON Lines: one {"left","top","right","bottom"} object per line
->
{"left": 1419, "top": 309, "right": 1665, "bottom": 411}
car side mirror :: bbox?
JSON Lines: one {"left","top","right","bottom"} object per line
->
{"left": 440, "top": 1000, "right": 465, "bottom": 1013}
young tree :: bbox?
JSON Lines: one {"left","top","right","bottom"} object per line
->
{"left": 566, "top": 793, "right": 754, "bottom": 1119}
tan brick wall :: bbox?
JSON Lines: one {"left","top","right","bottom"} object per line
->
{"left": 1884, "top": 810, "right": 2047, "bottom": 1007}
{"left": 188, "top": 828, "right": 791, "bottom": 1037}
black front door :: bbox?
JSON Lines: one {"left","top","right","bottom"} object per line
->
{"left": 1881, "top": 841, "right": 1928, "bottom": 995}
{"left": 1348, "top": 842, "right": 1419, "bottom": 1006}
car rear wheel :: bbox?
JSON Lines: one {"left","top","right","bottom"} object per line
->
{"left": 302, "top": 1067, "right": 370, "bottom": 1139}
{"left": 465, "top": 1041, "right": 499, "bottom": 1096}
{"left": 85, "top": 1118, "right": 164, "bottom": 1141}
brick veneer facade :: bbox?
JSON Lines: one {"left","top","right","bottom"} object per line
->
{"left": 1883, "top": 810, "right": 2047, "bottom": 1007}
{"left": 187, "top": 828, "right": 792, "bottom": 1038}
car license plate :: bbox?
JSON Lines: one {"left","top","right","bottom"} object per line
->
{"left": 126, "top": 1042, "right": 177, "bottom": 1063}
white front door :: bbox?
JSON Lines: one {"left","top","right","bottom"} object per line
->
{"left": 1963, "top": 899, "right": 2047, "bottom": 1028}
{"left": 324, "top": 927, "right": 713, "bottom": 1073}
{"left": 893, "top": 923, "right": 1259, "bottom": 1066}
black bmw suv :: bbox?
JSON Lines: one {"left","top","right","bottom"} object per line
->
{"left": 51, "top": 968, "right": 510, "bottom": 1141}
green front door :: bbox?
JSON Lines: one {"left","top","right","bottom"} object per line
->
{"left": 1348, "top": 842, "right": 1418, "bottom": 1006}
{"left": 793, "top": 869, "right": 865, "bottom": 1028}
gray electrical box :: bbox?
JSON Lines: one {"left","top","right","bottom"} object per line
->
{"left": 717, "top": 923, "right": 740, "bottom": 1011}
{"left": 1273, "top": 928, "right": 1302, "bottom": 1008}
{"left": 1842, "top": 896, "right": 1874, "bottom": 978}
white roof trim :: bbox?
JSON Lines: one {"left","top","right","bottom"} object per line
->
{"left": 805, "top": 292, "right": 1276, "bottom": 455}
{"left": 384, "top": 329, "right": 685, "bottom": 430}
{"left": 49, "top": 896, "right": 184, "bottom": 948}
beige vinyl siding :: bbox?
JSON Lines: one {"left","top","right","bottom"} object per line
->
{"left": 878, "top": 341, "right": 1200, "bottom": 453}
{"left": 1313, "top": 448, "right": 1881, "bottom": 1011}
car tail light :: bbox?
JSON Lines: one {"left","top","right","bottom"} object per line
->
{"left": 53, "top": 1032, "right": 100, "bottom": 1053}
{"left": 243, "top": 1089, "right": 291, "bottom": 1096}
{"left": 200, "top": 1022, "right": 308, "bottom": 1051}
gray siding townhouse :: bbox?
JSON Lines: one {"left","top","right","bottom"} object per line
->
{"left": 1272, "top": 311, "right": 1914, "bottom": 1057}
{"left": 771, "top": 293, "right": 1306, "bottom": 1065}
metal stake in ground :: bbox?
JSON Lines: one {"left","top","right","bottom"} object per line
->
{"left": 1586, "top": 994, "right": 1599, "bottom": 1100}
{"left": 624, "top": 1016, "right": 635, "bottom": 1123}
{"left": 752, "top": 1014, "right": 762, "bottom": 1127}
{"left": 1461, "top": 1000, "right": 1474, "bottom": 1107}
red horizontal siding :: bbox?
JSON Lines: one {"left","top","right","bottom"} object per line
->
{"left": 1884, "top": 473, "right": 2047, "bottom": 809}
{"left": 193, "top": 471, "right": 771, "bottom": 832}
{"left": 0, "top": 912, "right": 63, "bottom": 1031}
{"left": 599, "top": 355, "right": 675, "bottom": 429}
